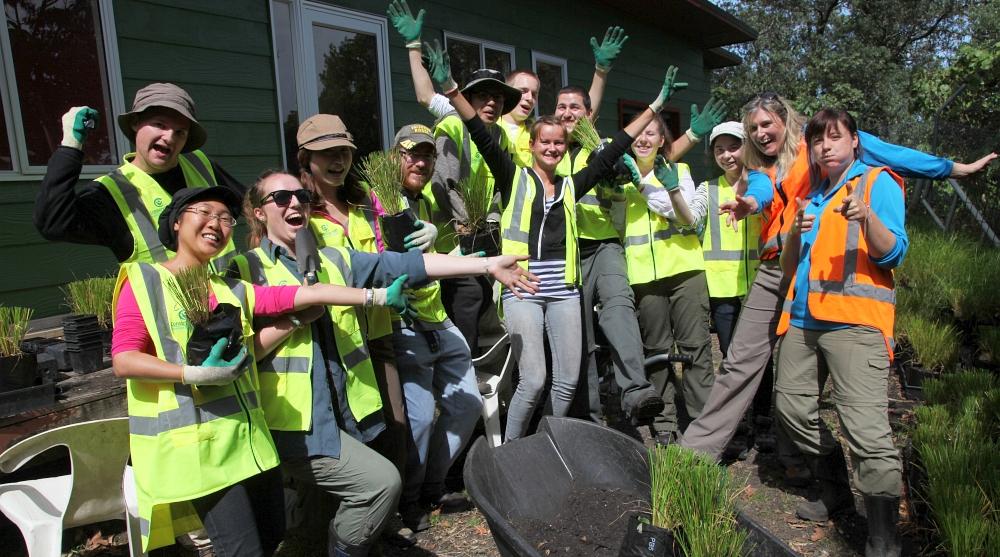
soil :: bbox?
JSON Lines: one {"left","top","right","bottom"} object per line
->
{"left": 508, "top": 487, "right": 647, "bottom": 556}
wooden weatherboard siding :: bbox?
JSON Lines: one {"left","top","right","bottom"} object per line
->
{"left": 0, "top": 0, "right": 281, "bottom": 317}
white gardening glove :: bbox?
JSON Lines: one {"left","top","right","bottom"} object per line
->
{"left": 181, "top": 338, "right": 249, "bottom": 386}
{"left": 404, "top": 220, "right": 438, "bottom": 252}
{"left": 60, "top": 106, "right": 99, "bottom": 151}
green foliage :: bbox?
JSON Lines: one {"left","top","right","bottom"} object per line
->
{"left": 896, "top": 312, "right": 959, "bottom": 371}
{"left": 978, "top": 326, "right": 1000, "bottom": 363}
{"left": 0, "top": 305, "right": 33, "bottom": 357}
{"left": 570, "top": 116, "right": 603, "bottom": 154}
{"left": 913, "top": 371, "right": 1000, "bottom": 555}
{"left": 63, "top": 277, "right": 116, "bottom": 329}
{"left": 649, "top": 445, "right": 748, "bottom": 557}
{"left": 358, "top": 150, "right": 406, "bottom": 215}
{"left": 455, "top": 163, "right": 493, "bottom": 232}
{"left": 166, "top": 265, "right": 212, "bottom": 326}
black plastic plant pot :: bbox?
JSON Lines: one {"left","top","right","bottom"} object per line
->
{"left": 0, "top": 382, "right": 56, "bottom": 417}
{"left": 379, "top": 209, "right": 420, "bottom": 253}
{"left": 186, "top": 303, "right": 244, "bottom": 366}
{"left": 459, "top": 226, "right": 501, "bottom": 257}
{"left": 0, "top": 353, "right": 38, "bottom": 392}
{"left": 67, "top": 346, "right": 104, "bottom": 374}
{"left": 620, "top": 512, "right": 679, "bottom": 557}
{"left": 463, "top": 417, "right": 798, "bottom": 557}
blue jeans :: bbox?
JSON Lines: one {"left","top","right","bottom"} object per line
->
{"left": 502, "top": 296, "right": 583, "bottom": 441}
{"left": 393, "top": 323, "right": 483, "bottom": 505}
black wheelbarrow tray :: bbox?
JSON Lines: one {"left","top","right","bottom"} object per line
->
{"left": 463, "top": 416, "right": 797, "bottom": 557}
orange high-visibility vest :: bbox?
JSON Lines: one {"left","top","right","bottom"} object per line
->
{"left": 757, "top": 141, "right": 811, "bottom": 261}
{"left": 777, "top": 166, "right": 904, "bottom": 359}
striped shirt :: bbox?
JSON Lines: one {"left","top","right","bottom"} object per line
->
{"left": 502, "top": 197, "right": 578, "bottom": 301}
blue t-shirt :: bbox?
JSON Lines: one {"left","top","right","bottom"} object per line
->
{"left": 790, "top": 160, "right": 908, "bottom": 330}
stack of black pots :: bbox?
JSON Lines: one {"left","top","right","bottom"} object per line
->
{"left": 62, "top": 315, "right": 105, "bottom": 373}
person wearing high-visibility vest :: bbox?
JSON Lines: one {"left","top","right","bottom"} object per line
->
{"left": 776, "top": 109, "right": 908, "bottom": 557}
{"left": 681, "top": 93, "right": 995, "bottom": 485}
{"left": 110, "top": 186, "right": 417, "bottom": 555}
{"left": 426, "top": 42, "right": 680, "bottom": 441}
{"left": 36, "top": 83, "right": 245, "bottom": 275}
{"left": 296, "top": 114, "right": 438, "bottom": 482}
{"left": 615, "top": 114, "right": 712, "bottom": 447}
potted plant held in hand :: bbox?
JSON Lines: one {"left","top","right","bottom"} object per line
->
{"left": 167, "top": 264, "right": 244, "bottom": 366}
{"left": 0, "top": 306, "right": 37, "bottom": 391}
{"left": 456, "top": 164, "right": 501, "bottom": 256}
{"left": 362, "top": 149, "right": 419, "bottom": 252}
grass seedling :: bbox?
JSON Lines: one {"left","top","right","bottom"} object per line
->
{"left": 896, "top": 312, "right": 959, "bottom": 371}
{"left": 0, "top": 305, "right": 33, "bottom": 357}
{"left": 63, "top": 277, "right": 116, "bottom": 329}
{"left": 455, "top": 163, "right": 494, "bottom": 232}
{"left": 570, "top": 116, "right": 603, "bottom": 154}
{"left": 166, "top": 265, "right": 212, "bottom": 326}
{"left": 357, "top": 149, "right": 406, "bottom": 215}
{"left": 977, "top": 326, "right": 1000, "bottom": 363}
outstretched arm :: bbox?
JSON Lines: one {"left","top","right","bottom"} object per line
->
{"left": 668, "top": 97, "right": 726, "bottom": 163}
{"left": 587, "top": 26, "right": 628, "bottom": 119}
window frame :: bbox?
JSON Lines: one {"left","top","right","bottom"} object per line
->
{"left": 0, "top": 0, "right": 128, "bottom": 180}
{"left": 530, "top": 50, "right": 568, "bottom": 118}
{"left": 442, "top": 30, "right": 516, "bottom": 76}
{"left": 271, "top": 0, "right": 395, "bottom": 166}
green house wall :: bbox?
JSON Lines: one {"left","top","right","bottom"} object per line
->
{"left": 2, "top": 0, "right": 725, "bottom": 317}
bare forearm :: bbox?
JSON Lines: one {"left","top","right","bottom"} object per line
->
{"left": 445, "top": 88, "right": 477, "bottom": 123}
{"left": 422, "top": 253, "right": 490, "bottom": 279}
{"left": 668, "top": 189, "right": 695, "bottom": 225}
{"left": 254, "top": 319, "right": 298, "bottom": 360}
{"left": 624, "top": 108, "right": 656, "bottom": 139}
{"left": 588, "top": 70, "right": 608, "bottom": 119}
{"left": 293, "top": 283, "right": 366, "bottom": 309}
{"left": 408, "top": 47, "right": 437, "bottom": 107}
{"left": 112, "top": 351, "right": 182, "bottom": 381}
{"left": 863, "top": 213, "right": 897, "bottom": 259}
{"left": 668, "top": 135, "right": 697, "bottom": 163}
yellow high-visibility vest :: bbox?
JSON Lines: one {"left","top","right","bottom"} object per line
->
{"left": 701, "top": 176, "right": 762, "bottom": 298}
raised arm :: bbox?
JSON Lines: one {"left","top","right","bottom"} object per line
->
{"left": 388, "top": 1, "right": 439, "bottom": 109}
{"left": 857, "top": 129, "right": 996, "bottom": 179}
{"left": 587, "top": 26, "right": 628, "bottom": 119}
{"left": 622, "top": 154, "right": 696, "bottom": 224}
{"left": 668, "top": 98, "right": 726, "bottom": 163}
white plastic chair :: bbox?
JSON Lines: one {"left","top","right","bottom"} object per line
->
{"left": 473, "top": 333, "right": 515, "bottom": 448}
{"left": 0, "top": 417, "right": 133, "bottom": 557}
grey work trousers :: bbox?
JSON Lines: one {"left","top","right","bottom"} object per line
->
{"left": 633, "top": 269, "right": 715, "bottom": 433}
{"left": 680, "top": 261, "right": 786, "bottom": 459}
{"left": 573, "top": 242, "right": 657, "bottom": 420}
{"left": 775, "top": 325, "right": 901, "bottom": 497}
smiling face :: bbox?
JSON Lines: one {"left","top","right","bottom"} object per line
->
{"left": 132, "top": 107, "right": 190, "bottom": 174}
{"left": 810, "top": 120, "right": 858, "bottom": 175}
{"left": 469, "top": 89, "right": 505, "bottom": 124}
{"left": 173, "top": 200, "right": 233, "bottom": 262}
{"left": 712, "top": 134, "right": 744, "bottom": 177}
{"left": 554, "top": 92, "right": 590, "bottom": 135}
{"left": 307, "top": 146, "right": 354, "bottom": 190}
{"left": 632, "top": 120, "right": 666, "bottom": 162}
{"left": 530, "top": 123, "right": 568, "bottom": 172}
{"left": 507, "top": 73, "right": 540, "bottom": 123}
{"left": 400, "top": 143, "right": 437, "bottom": 194}
{"left": 254, "top": 173, "right": 312, "bottom": 249}
{"left": 747, "top": 108, "right": 787, "bottom": 158}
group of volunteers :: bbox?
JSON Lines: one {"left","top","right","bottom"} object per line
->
{"left": 32, "top": 1, "right": 997, "bottom": 556}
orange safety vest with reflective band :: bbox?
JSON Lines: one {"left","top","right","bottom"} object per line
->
{"left": 776, "top": 166, "right": 904, "bottom": 359}
{"left": 757, "top": 142, "right": 810, "bottom": 261}
{"left": 113, "top": 262, "right": 279, "bottom": 551}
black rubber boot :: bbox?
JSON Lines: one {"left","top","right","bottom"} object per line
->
{"left": 796, "top": 446, "right": 855, "bottom": 521}
{"left": 864, "top": 495, "right": 901, "bottom": 557}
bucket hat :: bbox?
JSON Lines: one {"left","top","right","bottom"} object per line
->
{"left": 117, "top": 83, "right": 206, "bottom": 153}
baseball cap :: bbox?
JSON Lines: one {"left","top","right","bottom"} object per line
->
{"left": 709, "top": 121, "right": 745, "bottom": 145}
{"left": 117, "top": 83, "right": 206, "bottom": 152}
{"left": 157, "top": 186, "right": 243, "bottom": 251}
{"left": 394, "top": 123, "right": 435, "bottom": 150}
{"left": 297, "top": 114, "right": 356, "bottom": 151}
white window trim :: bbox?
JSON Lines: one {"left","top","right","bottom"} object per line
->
{"left": 443, "top": 30, "right": 517, "bottom": 71}
{"left": 0, "top": 0, "right": 127, "bottom": 181}
{"left": 530, "top": 51, "right": 568, "bottom": 117}
{"left": 286, "top": 0, "right": 395, "bottom": 152}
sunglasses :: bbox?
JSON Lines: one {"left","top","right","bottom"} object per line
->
{"left": 260, "top": 189, "right": 315, "bottom": 207}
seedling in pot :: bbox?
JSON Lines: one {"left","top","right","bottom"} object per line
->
{"left": 167, "top": 264, "right": 212, "bottom": 326}
{"left": 359, "top": 149, "right": 407, "bottom": 216}
{"left": 63, "top": 276, "right": 116, "bottom": 329}
{"left": 0, "top": 306, "right": 33, "bottom": 358}
{"left": 455, "top": 164, "right": 501, "bottom": 256}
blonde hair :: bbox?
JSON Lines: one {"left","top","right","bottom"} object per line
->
{"left": 741, "top": 93, "right": 805, "bottom": 181}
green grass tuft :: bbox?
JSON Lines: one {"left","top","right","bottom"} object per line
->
{"left": 166, "top": 265, "right": 212, "bottom": 326}
{"left": 0, "top": 305, "right": 33, "bottom": 357}
{"left": 63, "top": 277, "right": 116, "bottom": 329}
{"left": 358, "top": 149, "right": 406, "bottom": 215}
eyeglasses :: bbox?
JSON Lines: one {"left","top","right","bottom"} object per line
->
{"left": 183, "top": 207, "right": 237, "bottom": 228}
{"left": 260, "top": 189, "right": 316, "bottom": 207}
{"left": 400, "top": 149, "right": 437, "bottom": 164}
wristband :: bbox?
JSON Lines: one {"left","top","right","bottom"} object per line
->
{"left": 364, "top": 288, "right": 373, "bottom": 308}
{"left": 287, "top": 314, "right": 303, "bottom": 328}
{"left": 372, "top": 288, "right": 388, "bottom": 307}
{"left": 442, "top": 79, "right": 458, "bottom": 96}
{"left": 406, "top": 40, "right": 422, "bottom": 49}
{"left": 685, "top": 128, "right": 702, "bottom": 142}
{"left": 595, "top": 63, "right": 611, "bottom": 74}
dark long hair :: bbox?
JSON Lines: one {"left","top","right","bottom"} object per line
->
{"left": 804, "top": 108, "right": 863, "bottom": 191}
{"left": 296, "top": 148, "right": 368, "bottom": 206}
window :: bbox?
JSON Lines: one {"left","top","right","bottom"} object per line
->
{"left": 443, "top": 32, "right": 515, "bottom": 88}
{"left": 1, "top": 0, "right": 126, "bottom": 175}
{"left": 270, "top": 1, "right": 394, "bottom": 170}
{"left": 531, "top": 52, "right": 567, "bottom": 117}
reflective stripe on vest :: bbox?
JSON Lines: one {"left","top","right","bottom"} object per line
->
{"left": 776, "top": 166, "right": 902, "bottom": 358}
{"left": 500, "top": 168, "right": 579, "bottom": 286}
{"left": 114, "top": 262, "right": 278, "bottom": 552}
{"left": 234, "top": 246, "right": 382, "bottom": 431}
{"left": 397, "top": 192, "right": 448, "bottom": 326}
{"left": 757, "top": 141, "right": 811, "bottom": 261}
{"left": 702, "top": 177, "right": 762, "bottom": 298}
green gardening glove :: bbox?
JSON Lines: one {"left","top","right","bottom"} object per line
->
{"left": 590, "top": 26, "right": 628, "bottom": 72}
{"left": 621, "top": 154, "right": 642, "bottom": 186}
{"left": 387, "top": 0, "right": 425, "bottom": 48}
{"left": 653, "top": 155, "right": 680, "bottom": 192}
{"left": 423, "top": 39, "right": 457, "bottom": 92}
{"left": 60, "top": 106, "right": 99, "bottom": 150}
{"left": 689, "top": 97, "right": 726, "bottom": 139}
{"left": 181, "top": 338, "right": 249, "bottom": 386}
{"left": 649, "top": 66, "right": 687, "bottom": 113}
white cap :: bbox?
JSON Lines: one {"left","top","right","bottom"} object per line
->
{"left": 709, "top": 121, "right": 744, "bottom": 145}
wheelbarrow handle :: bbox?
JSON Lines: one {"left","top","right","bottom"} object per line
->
{"left": 643, "top": 353, "right": 693, "bottom": 370}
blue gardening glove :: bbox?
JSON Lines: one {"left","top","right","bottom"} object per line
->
{"left": 404, "top": 220, "right": 438, "bottom": 251}
{"left": 387, "top": 0, "right": 425, "bottom": 48}
{"left": 60, "top": 106, "right": 98, "bottom": 150}
{"left": 649, "top": 66, "right": 687, "bottom": 113}
{"left": 621, "top": 154, "right": 642, "bottom": 186}
{"left": 590, "top": 26, "right": 628, "bottom": 72}
{"left": 689, "top": 97, "right": 726, "bottom": 139}
{"left": 423, "top": 39, "right": 457, "bottom": 92}
{"left": 653, "top": 155, "right": 680, "bottom": 192}
{"left": 181, "top": 337, "right": 248, "bottom": 386}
